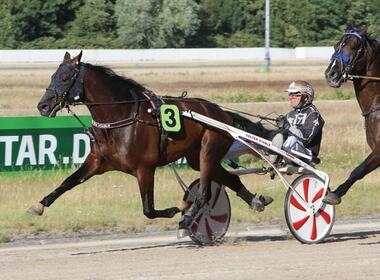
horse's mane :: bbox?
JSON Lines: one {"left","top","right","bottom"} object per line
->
{"left": 349, "top": 28, "right": 380, "bottom": 63}
{"left": 364, "top": 33, "right": 380, "bottom": 56}
{"left": 84, "top": 63, "right": 147, "bottom": 92}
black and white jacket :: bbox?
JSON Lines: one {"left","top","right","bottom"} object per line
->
{"left": 285, "top": 104, "right": 324, "bottom": 156}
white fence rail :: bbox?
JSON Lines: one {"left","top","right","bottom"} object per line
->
{"left": 0, "top": 47, "right": 334, "bottom": 64}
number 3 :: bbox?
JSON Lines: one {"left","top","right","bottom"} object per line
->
{"left": 160, "top": 104, "right": 181, "bottom": 132}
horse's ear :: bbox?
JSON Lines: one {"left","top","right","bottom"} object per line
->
{"left": 71, "top": 50, "right": 83, "bottom": 65}
{"left": 63, "top": 52, "right": 71, "bottom": 62}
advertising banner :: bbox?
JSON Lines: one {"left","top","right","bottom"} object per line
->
{"left": 0, "top": 116, "right": 92, "bottom": 172}
{"left": 0, "top": 115, "right": 190, "bottom": 172}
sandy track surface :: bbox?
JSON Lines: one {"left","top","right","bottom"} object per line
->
{"left": 1, "top": 219, "right": 379, "bottom": 280}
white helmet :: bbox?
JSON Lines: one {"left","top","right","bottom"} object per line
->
{"left": 285, "top": 80, "right": 314, "bottom": 105}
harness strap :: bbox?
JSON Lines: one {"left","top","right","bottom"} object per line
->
{"left": 67, "top": 107, "right": 96, "bottom": 142}
{"left": 142, "top": 91, "right": 169, "bottom": 157}
{"left": 362, "top": 106, "right": 380, "bottom": 117}
{"left": 91, "top": 89, "right": 168, "bottom": 157}
{"left": 92, "top": 89, "right": 140, "bottom": 129}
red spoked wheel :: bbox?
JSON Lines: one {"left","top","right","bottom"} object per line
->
{"left": 182, "top": 179, "right": 231, "bottom": 245}
{"left": 284, "top": 174, "right": 335, "bottom": 244}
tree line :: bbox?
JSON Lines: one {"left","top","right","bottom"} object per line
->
{"left": 0, "top": 0, "right": 379, "bottom": 49}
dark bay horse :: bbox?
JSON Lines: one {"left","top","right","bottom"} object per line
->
{"left": 28, "top": 51, "right": 272, "bottom": 233}
{"left": 324, "top": 28, "right": 380, "bottom": 205}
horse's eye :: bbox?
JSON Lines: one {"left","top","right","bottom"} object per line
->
{"left": 60, "top": 73, "right": 69, "bottom": 82}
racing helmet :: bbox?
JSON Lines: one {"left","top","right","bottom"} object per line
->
{"left": 285, "top": 80, "right": 314, "bottom": 107}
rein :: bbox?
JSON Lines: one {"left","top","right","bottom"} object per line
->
{"left": 348, "top": 74, "right": 380, "bottom": 81}
{"left": 74, "top": 99, "right": 150, "bottom": 106}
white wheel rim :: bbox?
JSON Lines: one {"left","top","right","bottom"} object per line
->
{"left": 286, "top": 176, "right": 334, "bottom": 243}
{"left": 185, "top": 181, "right": 230, "bottom": 244}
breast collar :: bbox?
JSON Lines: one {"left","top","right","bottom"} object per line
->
{"left": 362, "top": 106, "right": 380, "bottom": 118}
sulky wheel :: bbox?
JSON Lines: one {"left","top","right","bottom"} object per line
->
{"left": 182, "top": 179, "right": 231, "bottom": 245}
{"left": 284, "top": 174, "right": 335, "bottom": 244}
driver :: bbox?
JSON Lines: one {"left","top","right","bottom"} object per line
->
{"left": 278, "top": 80, "right": 324, "bottom": 161}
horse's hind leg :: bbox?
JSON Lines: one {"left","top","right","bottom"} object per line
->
{"left": 28, "top": 154, "right": 103, "bottom": 216}
{"left": 186, "top": 144, "right": 272, "bottom": 211}
{"left": 179, "top": 137, "right": 272, "bottom": 232}
{"left": 136, "top": 167, "right": 180, "bottom": 219}
{"left": 212, "top": 165, "right": 273, "bottom": 210}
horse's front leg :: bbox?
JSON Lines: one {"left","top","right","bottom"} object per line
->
{"left": 27, "top": 155, "right": 103, "bottom": 216}
{"left": 137, "top": 167, "right": 180, "bottom": 219}
{"left": 324, "top": 148, "right": 380, "bottom": 205}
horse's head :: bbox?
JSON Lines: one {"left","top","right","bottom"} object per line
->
{"left": 325, "top": 28, "right": 367, "bottom": 88}
{"left": 38, "top": 51, "right": 85, "bottom": 117}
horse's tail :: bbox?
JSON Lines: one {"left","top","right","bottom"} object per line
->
{"left": 224, "top": 111, "right": 273, "bottom": 140}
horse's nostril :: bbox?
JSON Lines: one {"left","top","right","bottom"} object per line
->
{"left": 326, "top": 68, "right": 338, "bottom": 80}
{"left": 38, "top": 103, "right": 50, "bottom": 112}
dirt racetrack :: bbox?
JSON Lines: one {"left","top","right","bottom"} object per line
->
{"left": 1, "top": 219, "right": 379, "bottom": 280}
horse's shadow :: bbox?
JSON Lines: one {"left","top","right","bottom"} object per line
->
{"left": 233, "top": 229, "right": 380, "bottom": 245}
{"left": 71, "top": 240, "right": 198, "bottom": 256}
{"left": 325, "top": 230, "right": 380, "bottom": 245}
{"left": 71, "top": 229, "right": 380, "bottom": 256}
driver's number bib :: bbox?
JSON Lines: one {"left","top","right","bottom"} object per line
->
{"left": 160, "top": 104, "right": 181, "bottom": 132}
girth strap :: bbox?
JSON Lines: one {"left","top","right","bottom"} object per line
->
{"left": 142, "top": 91, "right": 168, "bottom": 157}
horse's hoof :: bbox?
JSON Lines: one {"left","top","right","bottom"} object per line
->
{"left": 177, "top": 228, "right": 190, "bottom": 239}
{"left": 259, "top": 195, "right": 274, "bottom": 206}
{"left": 322, "top": 192, "right": 341, "bottom": 205}
{"left": 251, "top": 196, "right": 265, "bottom": 212}
{"left": 27, "top": 203, "right": 44, "bottom": 216}
{"left": 179, "top": 214, "right": 193, "bottom": 229}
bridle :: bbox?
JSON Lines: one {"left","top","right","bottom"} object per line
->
{"left": 331, "top": 31, "right": 380, "bottom": 82}
{"left": 331, "top": 31, "right": 380, "bottom": 118}
{"left": 46, "top": 62, "right": 85, "bottom": 117}
{"left": 330, "top": 31, "right": 366, "bottom": 82}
